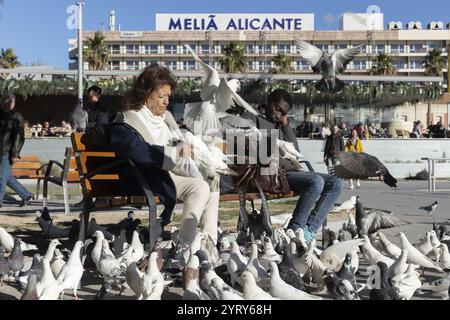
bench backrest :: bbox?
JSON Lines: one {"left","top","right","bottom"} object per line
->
{"left": 62, "top": 147, "right": 81, "bottom": 183}
{"left": 12, "top": 156, "right": 44, "bottom": 178}
{"left": 71, "top": 132, "right": 121, "bottom": 198}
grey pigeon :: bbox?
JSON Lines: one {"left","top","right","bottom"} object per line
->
{"left": 323, "top": 269, "right": 359, "bottom": 300}
{"left": 18, "top": 253, "right": 44, "bottom": 287}
{"left": 0, "top": 246, "right": 10, "bottom": 284}
{"left": 420, "top": 201, "right": 438, "bottom": 215}
{"left": 369, "top": 262, "right": 401, "bottom": 300}
{"left": 335, "top": 253, "right": 357, "bottom": 290}
{"left": 296, "top": 39, "right": 362, "bottom": 93}
{"left": 355, "top": 196, "right": 409, "bottom": 236}
{"left": 20, "top": 273, "right": 39, "bottom": 300}
{"left": 331, "top": 152, "right": 398, "bottom": 188}
{"left": 322, "top": 227, "right": 337, "bottom": 249}
{"left": 94, "top": 282, "right": 114, "bottom": 300}
{"left": 277, "top": 240, "right": 308, "bottom": 292}
{"left": 69, "top": 102, "right": 88, "bottom": 133}
{"left": 87, "top": 218, "right": 114, "bottom": 240}
{"left": 8, "top": 238, "right": 24, "bottom": 276}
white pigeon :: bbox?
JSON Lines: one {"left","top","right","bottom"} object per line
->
{"left": 113, "top": 229, "right": 128, "bottom": 259}
{"left": 128, "top": 230, "right": 144, "bottom": 264}
{"left": 439, "top": 244, "right": 450, "bottom": 270}
{"left": 244, "top": 242, "right": 269, "bottom": 285}
{"left": 415, "top": 231, "right": 434, "bottom": 256}
{"left": 421, "top": 274, "right": 450, "bottom": 299}
{"left": 276, "top": 139, "right": 304, "bottom": 170}
{"left": 240, "top": 271, "right": 280, "bottom": 300}
{"left": 200, "top": 233, "right": 222, "bottom": 267}
{"left": 268, "top": 262, "right": 323, "bottom": 300}
{"left": 38, "top": 258, "right": 60, "bottom": 300}
{"left": 0, "top": 226, "right": 38, "bottom": 252}
{"left": 98, "top": 239, "right": 124, "bottom": 283}
{"left": 43, "top": 239, "right": 61, "bottom": 262}
{"left": 259, "top": 237, "right": 282, "bottom": 269}
{"left": 183, "top": 253, "right": 208, "bottom": 300}
{"left": 50, "top": 249, "right": 66, "bottom": 279}
{"left": 320, "top": 238, "right": 364, "bottom": 270}
{"left": 183, "top": 232, "right": 205, "bottom": 264}
{"left": 295, "top": 239, "right": 325, "bottom": 286}
{"left": 361, "top": 235, "right": 395, "bottom": 267}
{"left": 91, "top": 230, "right": 105, "bottom": 269}
{"left": 398, "top": 232, "right": 442, "bottom": 271}
{"left": 331, "top": 196, "right": 357, "bottom": 213}
{"left": 57, "top": 241, "right": 85, "bottom": 300}
{"left": 377, "top": 231, "right": 401, "bottom": 258}
{"left": 140, "top": 252, "right": 165, "bottom": 300}
{"left": 227, "top": 241, "right": 248, "bottom": 288}
{"left": 389, "top": 249, "right": 410, "bottom": 278}
{"left": 210, "top": 277, "right": 244, "bottom": 300}
{"left": 121, "top": 250, "right": 144, "bottom": 299}
{"left": 391, "top": 264, "right": 422, "bottom": 300}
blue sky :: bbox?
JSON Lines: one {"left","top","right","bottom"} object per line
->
{"left": 0, "top": 0, "right": 449, "bottom": 68}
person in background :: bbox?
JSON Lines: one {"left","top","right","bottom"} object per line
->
{"left": 321, "top": 122, "right": 331, "bottom": 139}
{"left": 40, "top": 121, "right": 51, "bottom": 137}
{"left": 324, "top": 125, "right": 344, "bottom": 168}
{"left": 339, "top": 122, "right": 350, "bottom": 139}
{"left": 345, "top": 129, "right": 364, "bottom": 189}
{"left": 368, "top": 122, "right": 378, "bottom": 138}
{"left": 85, "top": 85, "right": 109, "bottom": 127}
{"left": 353, "top": 123, "right": 363, "bottom": 139}
{"left": 0, "top": 94, "right": 34, "bottom": 207}
{"left": 23, "top": 121, "right": 33, "bottom": 139}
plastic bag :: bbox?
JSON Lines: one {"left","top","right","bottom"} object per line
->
{"left": 171, "top": 155, "right": 203, "bottom": 179}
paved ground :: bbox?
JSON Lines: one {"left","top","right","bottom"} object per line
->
{"left": 0, "top": 179, "right": 449, "bottom": 300}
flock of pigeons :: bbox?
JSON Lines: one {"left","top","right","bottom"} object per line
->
{"left": 0, "top": 194, "right": 449, "bottom": 300}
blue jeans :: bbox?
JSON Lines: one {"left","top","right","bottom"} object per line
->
{"left": 286, "top": 171, "right": 343, "bottom": 233}
{"left": 0, "top": 155, "right": 33, "bottom": 206}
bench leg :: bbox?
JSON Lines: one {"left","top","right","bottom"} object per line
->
{"left": 35, "top": 179, "right": 41, "bottom": 200}
{"left": 42, "top": 179, "right": 48, "bottom": 209}
{"left": 78, "top": 199, "right": 91, "bottom": 244}
{"left": 62, "top": 181, "right": 70, "bottom": 215}
{"left": 147, "top": 196, "right": 161, "bottom": 253}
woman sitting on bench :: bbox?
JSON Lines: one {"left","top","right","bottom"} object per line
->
{"left": 109, "top": 65, "right": 219, "bottom": 261}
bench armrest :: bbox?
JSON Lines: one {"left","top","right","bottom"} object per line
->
{"left": 44, "top": 160, "right": 65, "bottom": 177}
{"left": 299, "top": 160, "right": 315, "bottom": 172}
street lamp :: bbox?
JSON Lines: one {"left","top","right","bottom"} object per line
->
{"left": 77, "top": 2, "right": 84, "bottom": 104}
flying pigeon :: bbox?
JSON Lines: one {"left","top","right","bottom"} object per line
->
{"left": 355, "top": 196, "right": 409, "bottom": 236}
{"left": 296, "top": 39, "right": 362, "bottom": 93}
{"left": 420, "top": 201, "right": 438, "bottom": 215}
{"left": 330, "top": 152, "right": 398, "bottom": 188}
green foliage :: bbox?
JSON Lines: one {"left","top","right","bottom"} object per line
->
{"left": 370, "top": 53, "right": 397, "bottom": 76}
{"left": 219, "top": 42, "right": 247, "bottom": 73}
{"left": 424, "top": 49, "right": 446, "bottom": 77}
{"left": 83, "top": 32, "right": 110, "bottom": 71}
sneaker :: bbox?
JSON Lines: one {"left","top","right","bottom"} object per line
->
{"left": 302, "top": 226, "right": 316, "bottom": 244}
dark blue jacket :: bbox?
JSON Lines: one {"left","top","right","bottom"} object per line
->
{"left": 108, "top": 122, "right": 176, "bottom": 226}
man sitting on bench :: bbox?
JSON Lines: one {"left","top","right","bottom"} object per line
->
{"left": 242, "top": 89, "right": 343, "bottom": 243}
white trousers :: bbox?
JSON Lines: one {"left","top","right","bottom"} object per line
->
{"left": 170, "top": 173, "right": 219, "bottom": 244}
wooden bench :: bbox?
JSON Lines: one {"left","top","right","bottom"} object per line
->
{"left": 42, "top": 147, "right": 81, "bottom": 215}
{"left": 12, "top": 155, "right": 46, "bottom": 199}
{"left": 70, "top": 131, "right": 314, "bottom": 252}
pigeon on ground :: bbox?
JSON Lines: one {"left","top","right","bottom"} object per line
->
{"left": 87, "top": 218, "right": 114, "bottom": 240}
{"left": 338, "top": 226, "right": 347, "bottom": 242}
{"left": 346, "top": 213, "right": 358, "bottom": 239}
{"left": 389, "top": 249, "right": 410, "bottom": 278}
{"left": 377, "top": 231, "right": 401, "bottom": 258}
{"left": 336, "top": 253, "right": 358, "bottom": 290}
{"left": 98, "top": 239, "right": 125, "bottom": 288}
{"left": 244, "top": 242, "right": 269, "bottom": 285}
{"left": 127, "top": 230, "right": 145, "bottom": 264}
{"left": 139, "top": 252, "right": 165, "bottom": 300}
{"left": 439, "top": 244, "right": 450, "bottom": 271}
{"left": 369, "top": 262, "right": 401, "bottom": 300}
{"left": 227, "top": 241, "right": 248, "bottom": 288}
{"left": 8, "top": 238, "right": 24, "bottom": 276}
{"left": 182, "top": 252, "right": 205, "bottom": 300}
{"left": 361, "top": 235, "right": 395, "bottom": 267}
{"left": 113, "top": 229, "right": 129, "bottom": 259}
{"left": 44, "top": 239, "right": 62, "bottom": 262}
{"left": 298, "top": 239, "right": 326, "bottom": 289}
{"left": 331, "top": 196, "right": 357, "bottom": 213}
{"left": 94, "top": 282, "right": 114, "bottom": 300}
{"left": 240, "top": 271, "right": 280, "bottom": 300}
{"left": 91, "top": 230, "right": 106, "bottom": 270}
{"left": 320, "top": 238, "right": 363, "bottom": 271}
{"left": 20, "top": 273, "right": 39, "bottom": 300}
{"left": 259, "top": 236, "right": 281, "bottom": 269}
{"left": 57, "top": 241, "right": 85, "bottom": 300}
{"left": 121, "top": 250, "right": 143, "bottom": 299}
{"left": 355, "top": 196, "right": 408, "bottom": 236}
{"left": 323, "top": 269, "right": 360, "bottom": 300}
{"left": 330, "top": 152, "right": 398, "bottom": 188}
{"left": 398, "top": 233, "right": 442, "bottom": 271}
{"left": 50, "top": 249, "right": 66, "bottom": 279}
{"left": 0, "top": 246, "right": 9, "bottom": 284}
{"left": 210, "top": 277, "right": 244, "bottom": 300}
{"left": 391, "top": 264, "right": 422, "bottom": 300}
{"left": 0, "top": 227, "right": 37, "bottom": 252}
{"left": 322, "top": 227, "right": 337, "bottom": 250}
{"left": 421, "top": 274, "right": 450, "bottom": 299}
{"left": 420, "top": 201, "right": 438, "bottom": 215}
{"left": 38, "top": 258, "right": 60, "bottom": 300}
{"left": 268, "top": 262, "right": 322, "bottom": 300}
{"left": 18, "top": 253, "right": 43, "bottom": 287}
{"left": 277, "top": 240, "right": 309, "bottom": 292}
{"left": 35, "top": 212, "right": 71, "bottom": 239}
{"left": 296, "top": 39, "right": 362, "bottom": 93}
{"left": 415, "top": 231, "right": 434, "bottom": 256}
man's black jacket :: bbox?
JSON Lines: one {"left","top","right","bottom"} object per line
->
{"left": 0, "top": 109, "right": 25, "bottom": 161}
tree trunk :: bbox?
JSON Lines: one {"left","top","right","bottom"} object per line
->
{"left": 427, "top": 99, "right": 432, "bottom": 126}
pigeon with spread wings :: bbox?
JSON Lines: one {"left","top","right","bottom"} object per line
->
{"left": 296, "top": 40, "right": 362, "bottom": 93}
{"left": 329, "top": 152, "right": 398, "bottom": 188}
{"left": 183, "top": 44, "right": 259, "bottom": 136}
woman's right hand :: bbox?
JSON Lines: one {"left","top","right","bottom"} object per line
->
{"left": 177, "top": 143, "right": 193, "bottom": 158}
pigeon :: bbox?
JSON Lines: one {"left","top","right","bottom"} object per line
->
{"left": 338, "top": 225, "right": 347, "bottom": 242}
{"left": 20, "top": 273, "right": 39, "bottom": 300}
{"left": 277, "top": 139, "right": 304, "bottom": 169}
{"left": 91, "top": 230, "right": 106, "bottom": 270}
{"left": 227, "top": 241, "right": 248, "bottom": 288}
{"left": 268, "top": 262, "right": 322, "bottom": 300}
{"left": 355, "top": 196, "right": 408, "bottom": 236}
{"left": 377, "top": 231, "right": 401, "bottom": 258}
{"left": 121, "top": 251, "right": 143, "bottom": 299}
{"left": 38, "top": 258, "right": 60, "bottom": 300}
{"left": 240, "top": 271, "right": 280, "bottom": 300}
{"left": 277, "top": 240, "right": 309, "bottom": 292}
{"left": 113, "top": 229, "right": 129, "bottom": 259}
{"left": 0, "top": 246, "right": 9, "bottom": 284}
{"left": 389, "top": 249, "right": 410, "bottom": 278}
{"left": 57, "top": 241, "right": 85, "bottom": 300}
{"left": 420, "top": 201, "right": 438, "bottom": 215}
{"left": 336, "top": 253, "right": 357, "bottom": 290}
{"left": 127, "top": 230, "right": 145, "bottom": 264}
{"left": 69, "top": 101, "right": 88, "bottom": 133}
{"left": 398, "top": 233, "right": 442, "bottom": 271}
{"left": 259, "top": 236, "right": 282, "bottom": 269}
{"left": 183, "top": 256, "right": 209, "bottom": 301}
{"left": 50, "top": 249, "right": 66, "bottom": 279}
{"left": 298, "top": 239, "right": 326, "bottom": 288}
{"left": 210, "top": 277, "right": 243, "bottom": 300}
{"left": 0, "top": 227, "right": 37, "bottom": 252}
{"left": 87, "top": 218, "right": 114, "bottom": 240}
{"left": 331, "top": 196, "right": 357, "bottom": 212}
{"left": 439, "top": 244, "right": 450, "bottom": 271}
{"left": 322, "top": 227, "right": 337, "bottom": 250}
{"left": 361, "top": 235, "right": 395, "bottom": 267}
{"left": 323, "top": 269, "right": 360, "bottom": 300}
{"left": 44, "top": 239, "right": 62, "bottom": 262}
{"left": 320, "top": 238, "right": 363, "bottom": 271}
{"left": 346, "top": 213, "right": 358, "bottom": 239}
{"left": 369, "top": 262, "right": 401, "bottom": 300}
{"left": 244, "top": 242, "right": 269, "bottom": 284}
{"left": 94, "top": 282, "right": 114, "bottom": 300}
{"left": 98, "top": 239, "right": 125, "bottom": 286}
{"left": 296, "top": 39, "right": 362, "bottom": 93}
{"left": 36, "top": 212, "right": 71, "bottom": 239}
{"left": 139, "top": 252, "right": 165, "bottom": 300}
{"left": 391, "top": 264, "right": 422, "bottom": 300}
{"left": 415, "top": 231, "right": 434, "bottom": 256}
{"left": 331, "top": 152, "right": 398, "bottom": 188}
{"left": 7, "top": 238, "right": 24, "bottom": 276}
{"left": 421, "top": 274, "right": 450, "bottom": 299}
{"left": 18, "top": 253, "right": 43, "bottom": 287}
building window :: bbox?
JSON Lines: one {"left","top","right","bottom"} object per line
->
{"left": 126, "top": 45, "right": 140, "bottom": 54}
{"left": 352, "top": 44, "right": 366, "bottom": 54}
{"left": 391, "top": 43, "right": 404, "bottom": 54}
{"left": 200, "top": 44, "right": 210, "bottom": 54}
{"left": 247, "top": 44, "right": 256, "bottom": 54}
{"left": 335, "top": 43, "right": 348, "bottom": 50}
{"left": 143, "top": 45, "right": 158, "bottom": 54}
{"left": 258, "top": 60, "right": 271, "bottom": 72}
{"left": 164, "top": 44, "right": 177, "bottom": 54}
{"left": 373, "top": 44, "right": 385, "bottom": 54}
{"left": 427, "top": 42, "right": 441, "bottom": 51}
{"left": 277, "top": 43, "right": 291, "bottom": 54}
{"left": 392, "top": 59, "right": 405, "bottom": 69}
{"left": 296, "top": 60, "right": 309, "bottom": 70}
{"left": 143, "top": 60, "right": 158, "bottom": 67}
{"left": 126, "top": 60, "right": 140, "bottom": 70}
{"left": 182, "top": 60, "right": 196, "bottom": 70}
{"left": 315, "top": 44, "right": 329, "bottom": 53}
{"left": 165, "top": 61, "right": 177, "bottom": 70}
{"left": 215, "top": 45, "right": 224, "bottom": 54}
{"left": 409, "top": 43, "right": 426, "bottom": 53}
{"left": 108, "top": 45, "right": 120, "bottom": 55}
{"left": 351, "top": 60, "right": 366, "bottom": 70}
{"left": 182, "top": 44, "right": 196, "bottom": 54}
{"left": 258, "top": 44, "right": 272, "bottom": 54}
{"left": 247, "top": 60, "right": 255, "bottom": 70}
{"left": 409, "top": 59, "right": 423, "bottom": 69}
{"left": 108, "top": 61, "right": 120, "bottom": 70}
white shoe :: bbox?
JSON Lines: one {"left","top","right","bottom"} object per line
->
{"left": 356, "top": 181, "right": 361, "bottom": 188}
{"left": 350, "top": 185, "right": 354, "bottom": 190}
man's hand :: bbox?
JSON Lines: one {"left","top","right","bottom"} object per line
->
{"left": 177, "top": 143, "right": 193, "bottom": 158}
{"left": 11, "top": 157, "right": 20, "bottom": 164}
{"left": 280, "top": 114, "right": 289, "bottom": 127}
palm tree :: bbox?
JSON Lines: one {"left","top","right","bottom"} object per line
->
{"left": 0, "top": 48, "right": 20, "bottom": 68}
{"left": 219, "top": 42, "right": 247, "bottom": 73}
{"left": 83, "top": 31, "right": 110, "bottom": 70}
{"left": 369, "top": 53, "right": 397, "bottom": 76}
{"left": 269, "top": 53, "right": 293, "bottom": 74}
{"left": 423, "top": 49, "right": 446, "bottom": 76}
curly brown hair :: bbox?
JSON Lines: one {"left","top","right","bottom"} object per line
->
{"left": 122, "top": 64, "right": 177, "bottom": 111}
